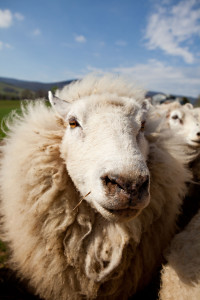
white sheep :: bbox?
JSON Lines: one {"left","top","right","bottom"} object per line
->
{"left": 0, "top": 75, "right": 191, "bottom": 300}
{"left": 147, "top": 102, "right": 200, "bottom": 228}
{"left": 159, "top": 209, "right": 200, "bottom": 300}
{"left": 149, "top": 102, "right": 200, "bottom": 150}
{"left": 188, "top": 106, "right": 200, "bottom": 181}
{"left": 156, "top": 104, "right": 200, "bottom": 300}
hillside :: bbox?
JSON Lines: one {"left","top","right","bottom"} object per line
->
{"left": 0, "top": 81, "right": 25, "bottom": 100}
{"left": 0, "top": 77, "right": 74, "bottom": 100}
{"left": 0, "top": 77, "right": 74, "bottom": 92}
{"left": 0, "top": 76, "right": 197, "bottom": 104}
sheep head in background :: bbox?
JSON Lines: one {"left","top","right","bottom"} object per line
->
{"left": 166, "top": 103, "right": 200, "bottom": 148}
{"left": 150, "top": 102, "right": 200, "bottom": 150}
{"left": 48, "top": 91, "right": 150, "bottom": 221}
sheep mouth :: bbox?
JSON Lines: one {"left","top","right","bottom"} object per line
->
{"left": 100, "top": 195, "right": 150, "bottom": 221}
{"left": 93, "top": 182, "right": 150, "bottom": 221}
{"left": 93, "top": 198, "right": 147, "bottom": 221}
{"left": 189, "top": 140, "right": 200, "bottom": 148}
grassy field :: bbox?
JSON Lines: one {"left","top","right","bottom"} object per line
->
{"left": 0, "top": 82, "right": 24, "bottom": 99}
{"left": 0, "top": 100, "right": 21, "bottom": 138}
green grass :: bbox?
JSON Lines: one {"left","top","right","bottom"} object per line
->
{"left": 0, "top": 100, "right": 21, "bottom": 139}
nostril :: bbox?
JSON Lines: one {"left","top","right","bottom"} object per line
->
{"left": 101, "top": 174, "right": 150, "bottom": 195}
{"left": 101, "top": 174, "right": 116, "bottom": 185}
{"left": 130, "top": 175, "right": 149, "bottom": 195}
{"left": 101, "top": 174, "right": 124, "bottom": 195}
{"left": 140, "top": 176, "right": 149, "bottom": 189}
{"left": 138, "top": 176, "right": 149, "bottom": 193}
{"left": 197, "top": 132, "right": 200, "bottom": 137}
{"left": 101, "top": 174, "right": 123, "bottom": 189}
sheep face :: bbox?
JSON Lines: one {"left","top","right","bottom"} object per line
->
{"left": 167, "top": 105, "right": 200, "bottom": 148}
{"left": 49, "top": 92, "right": 150, "bottom": 221}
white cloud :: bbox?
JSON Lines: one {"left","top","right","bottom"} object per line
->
{"left": 113, "top": 60, "right": 200, "bottom": 97}
{"left": 14, "top": 12, "right": 24, "bottom": 21}
{"left": 145, "top": 0, "right": 200, "bottom": 63}
{"left": 75, "top": 35, "right": 86, "bottom": 43}
{"left": 0, "top": 9, "right": 24, "bottom": 28}
{"left": 115, "top": 40, "right": 127, "bottom": 47}
{"left": 0, "top": 9, "right": 12, "bottom": 28}
{"left": 85, "top": 60, "right": 200, "bottom": 97}
{"left": 33, "top": 29, "right": 41, "bottom": 36}
{"left": 86, "top": 65, "right": 105, "bottom": 74}
{"left": 93, "top": 52, "right": 101, "bottom": 58}
{"left": 62, "top": 68, "right": 88, "bottom": 80}
{"left": 0, "top": 41, "right": 12, "bottom": 50}
{"left": 99, "top": 41, "right": 105, "bottom": 47}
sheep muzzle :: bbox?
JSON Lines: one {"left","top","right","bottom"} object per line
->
{"left": 101, "top": 174, "right": 150, "bottom": 212}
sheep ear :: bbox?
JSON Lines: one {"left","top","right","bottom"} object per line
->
{"left": 48, "top": 91, "right": 71, "bottom": 118}
{"left": 184, "top": 103, "right": 193, "bottom": 110}
{"left": 142, "top": 99, "right": 152, "bottom": 111}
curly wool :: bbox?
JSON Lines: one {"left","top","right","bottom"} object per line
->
{"left": 0, "top": 76, "right": 192, "bottom": 300}
{"left": 159, "top": 209, "right": 200, "bottom": 300}
{"left": 55, "top": 73, "right": 146, "bottom": 104}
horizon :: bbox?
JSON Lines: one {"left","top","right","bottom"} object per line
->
{"left": 0, "top": 75, "right": 197, "bottom": 100}
{"left": 0, "top": 0, "right": 200, "bottom": 97}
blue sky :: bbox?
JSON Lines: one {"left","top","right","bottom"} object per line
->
{"left": 0, "top": 0, "right": 200, "bottom": 97}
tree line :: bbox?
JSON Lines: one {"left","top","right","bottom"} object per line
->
{"left": 0, "top": 88, "right": 56, "bottom": 101}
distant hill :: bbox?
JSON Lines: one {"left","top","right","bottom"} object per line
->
{"left": 146, "top": 90, "right": 197, "bottom": 105}
{"left": 0, "top": 77, "right": 74, "bottom": 92}
{"left": 0, "top": 77, "right": 75, "bottom": 100}
{"left": 0, "top": 81, "right": 24, "bottom": 98}
{"left": 0, "top": 76, "right": 197, "bottom": 104}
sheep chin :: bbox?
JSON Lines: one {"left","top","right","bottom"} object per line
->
{"left": 92, "top": 199, "right": 143, "bottom": 222}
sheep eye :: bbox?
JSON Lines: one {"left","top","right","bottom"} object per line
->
{"left": 69, "top": 117, "right": 80, "bottom": 128}
{"left": 171, "top": 115, "right": 178, "bottom": 120}
{"left": 140, "top": 121, "right": 146, "bottom": 132}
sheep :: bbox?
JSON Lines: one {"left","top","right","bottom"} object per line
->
{"left": 0, "top": 74, "right": 192, "bottom": 300}
{"left": 149, "top": 101, "right": 200, "bottom": 150}
{"left": 147, "top": 102, "right": 200, "bottom": 230}
{"left": 157, "top": 104, "right": 200, "bottom": 300}
{"left": 144, "top": 102, "right": 200, "bottom": 300}
{"left": 189, "top": 106, "right": 200, "bottom": 180}
{"left": 159, "top": 209, "right": 200, "bottom": 300}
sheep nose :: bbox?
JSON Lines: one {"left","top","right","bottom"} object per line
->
{"left": 101, "top": 174, "right": 150, "bottom": 210}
